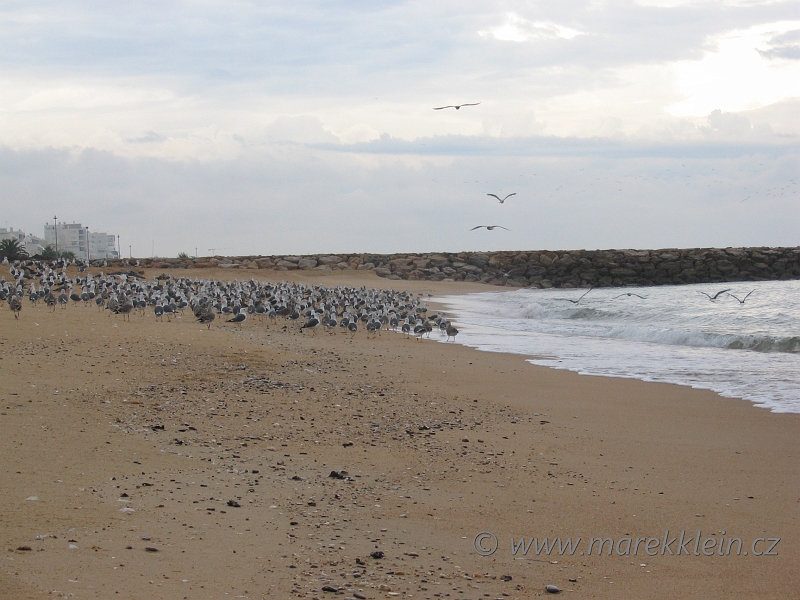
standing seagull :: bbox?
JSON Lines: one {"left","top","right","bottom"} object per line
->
{"left": 433, "top": 102, "right": 480, "bottom": 110}
{"left": 9, "top": 295, "right": 22, "bottom": 319}
{"left": 227, "top": 311, "right": 247, "bottom": 327}
{"left": 445, "top": 323, "right": 459, "bottom": 342}
{"left": 487, "top": 193, "right": 516, "bottom": 204}
{"left": 301, "top": 312, "right": 320, "bottom": 335}
{"left": 471, "top": 225, "right": 509, "bottom": 231}
{"left": 197, "top": 306, "right": 215, "bottom": 329}
{"left": 117, "top": 298, "right": 134, "bottom": 321}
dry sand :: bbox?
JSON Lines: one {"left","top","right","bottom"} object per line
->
{"left": 1, "top": 266, "right": 798, "bottom": 599}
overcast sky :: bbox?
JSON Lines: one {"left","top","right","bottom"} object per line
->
{"left": 1, "top": 0, "right": 798, "bottom": 257}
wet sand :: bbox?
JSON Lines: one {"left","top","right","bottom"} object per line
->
{"left": 1, "top": 266, "right": 798, "bottom": 599}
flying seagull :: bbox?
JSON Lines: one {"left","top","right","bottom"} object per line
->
{"left": 560, "top": 287, "right": 593, "bottom": 305}
{"left": 487, "top": 193, "right": 516, "bottom": 203}
{"left": 613, "top": 292, "right": 648, "bottom": 299}
{"left": 470, "top": 225, "right": 509, "bottom": 231}
{"left": 433, "top": 102, "right": 481, "bottom": 110}
{"left": 699, "top": 289, "right": 730, "bottom": 301}
{"left": 727, "top": 290, "right": 755, "bottom": 304}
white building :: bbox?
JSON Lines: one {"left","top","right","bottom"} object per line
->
{"left": 0, "top": 227, "right": 25, "bottom": 243}
{"left": 23, "top": 234, "right": 44, "bottom": 257}
{"left": 0, "top": 228, "right": 45, "bottom": 257}
{"left": 44, "top": 222, "right": 118, "bottom": 260}
{"left": 89, "top": 232, "right": 118, "bottom": 260}
{"left": 44, "top": 222, "right": 85, "bottom": 257}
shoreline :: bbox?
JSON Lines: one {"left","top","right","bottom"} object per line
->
{"left": 1, "top": 266, "right": 797, "bottom": 599}
{"left": 430, "top": 282, "right": 800, "bottom": 415}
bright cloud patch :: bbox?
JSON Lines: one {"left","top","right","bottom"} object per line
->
{"left": 479, "top": 13, "right": 582, "bottom": 43}
{"left": 668, "top": 21, "right": 800, "bottom": 116}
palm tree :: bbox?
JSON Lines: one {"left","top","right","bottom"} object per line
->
{"left": 0, "top": 239, "right": 29, "bottom": 261}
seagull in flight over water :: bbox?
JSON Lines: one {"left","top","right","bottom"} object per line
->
{"left": 613, "top": 292, "right": 648, "bottom": 299}
{"left": 727, "top": 290, "right": 755, "bottom": 304}
{"left": 471, "top": 225, "right": 509, "bottom": 231}
{"left": 559, "top": 287, "right": 593, "bottom": 305}
{"left": 487, "top": 193, "right": 516, "bottom": 203}
{"left": 699, "top": 289, "right": 730, "bottom": 301}
{"left": 433, "top": 102, "right": 481, "bottom": 110}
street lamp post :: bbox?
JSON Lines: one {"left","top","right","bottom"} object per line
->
{"left": 53, "top": 216, "right": 58, "bottom": 257}
{"left": 86, "top": 227, "right": 90, "bottom": 262}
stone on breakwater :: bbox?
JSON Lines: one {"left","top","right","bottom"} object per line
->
{"left": 297, "top": 258, "right": 318, "bottom": 269}
{"left": 317, "top": 255, "right": 343, "bottom": 265}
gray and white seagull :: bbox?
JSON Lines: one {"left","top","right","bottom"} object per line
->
{"left": 433, "top": 102, "right": 481, "bottom": 110}
{"left": 487, "top": 193, "right": 516, "bottom": 203}
{"left": 471, "top": 225, "right": 509, "bottom": 231}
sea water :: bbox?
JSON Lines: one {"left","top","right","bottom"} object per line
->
{"left": 434, "top": 280, "right": 800, "bottom": 413}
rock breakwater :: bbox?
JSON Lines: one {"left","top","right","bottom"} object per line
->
{"left": 106, "top": 247, "right": 800, "bottom": 289}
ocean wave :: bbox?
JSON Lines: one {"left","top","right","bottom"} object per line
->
{"left": 593, "top": 325, "right": 799, "bottom": 353}
{"left": 435, "top": 279, "right": 800, "bottom": 413}
{"left": 464, "top": 283, "right": 800, "bottom": 354}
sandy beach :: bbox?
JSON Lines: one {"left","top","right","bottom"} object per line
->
{"left": 1, "top": 266, "right": 797, "bottom": 599}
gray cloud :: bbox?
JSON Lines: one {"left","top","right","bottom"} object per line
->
{"left": 758, "top": 28, "right": 800, "bottom": 59}
{"left": 1, "top": 1, "right": 797, "bottom": 97}
{"left": 126, "top": 130, "right": 167, "bottom": 144}
{"left": 264, "top": 116, "right": 340, "bottom": 145}
{"left": 315, "top": 130, "right": 799, "bottom": 159}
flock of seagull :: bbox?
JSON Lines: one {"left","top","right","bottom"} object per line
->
{"left": 557, "top": 286, "right": 756, "bottom": 305}
{"left": 1, "top": 259, "right": 460, "bottom": 341}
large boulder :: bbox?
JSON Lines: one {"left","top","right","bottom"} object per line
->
{"left": 298, "top": 258, "right": 318, "bottom": 269}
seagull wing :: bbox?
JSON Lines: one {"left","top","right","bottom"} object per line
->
{"left": 432, "top": 106, "right": 455, "bottom": 110}
{"left": 495, "top": 226, "right": 510, "bottom": 230}
{"left": 470, "top": 226, "right": 485, "bottom": 230}
{"left": 456, "top": 102, "right": 481, "bottom": 108}
{"left": 503, "top": 193, "right": 517, "bottom": 201}
{"left": 487, "top": 194, "right": 502, "bottom": 201}
{"left": 743, "top": 289, "right": 755, "bottom": 301}
{"left": 712, "top": 288, "right": 731, "bottom": 299}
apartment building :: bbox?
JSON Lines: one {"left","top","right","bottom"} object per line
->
{"left": 43, "top": 222, "right": 119, "bottom": 259}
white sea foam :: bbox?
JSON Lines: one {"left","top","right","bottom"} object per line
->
{"left": 433, "top": 280, "right": 800, "bottom": 413}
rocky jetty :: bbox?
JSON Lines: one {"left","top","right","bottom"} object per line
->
{"left": 101, "top": 246, "right": 800, "bottom": 288}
